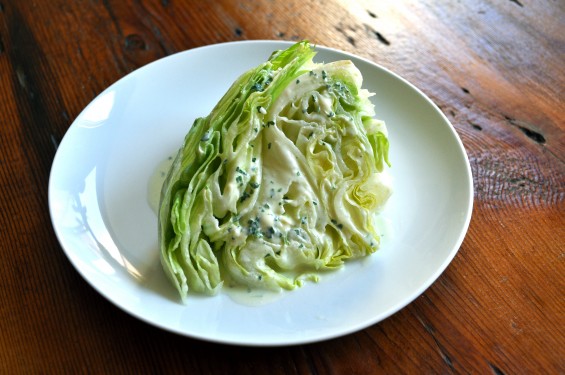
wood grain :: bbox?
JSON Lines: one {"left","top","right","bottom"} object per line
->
{"left": 0, "top": 0, "right": 563, "bottom": 373}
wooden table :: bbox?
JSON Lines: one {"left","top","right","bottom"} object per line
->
{"left": 1, "top": 0, "right": 563, "bottom": 373}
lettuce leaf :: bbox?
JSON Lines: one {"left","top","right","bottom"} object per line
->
{"left": 158, "top": 41, "right": 392, "bottom": 301}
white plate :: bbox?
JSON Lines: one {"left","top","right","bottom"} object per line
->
{"left": 49, "top": 40, "right": 473, "bottom": 346}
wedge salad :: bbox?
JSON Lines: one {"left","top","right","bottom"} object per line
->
{"left": 158, "top": 41, "right": 392, "bottom": 301}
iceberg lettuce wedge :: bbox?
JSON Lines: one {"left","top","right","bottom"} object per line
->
{"left": 158, "top": 41, "right": 392, "bottom": 301}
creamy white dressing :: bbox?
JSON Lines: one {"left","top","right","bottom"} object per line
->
{"left": 223, "top": 285, "right": 284, "bottom": 306}
{"left": 317, "top": 91, "right": 333, "bottom": 114}
{"left": 220, "top": 62, "right": 390, "bottom": 269}
{"left": 147, "top": 156, "right": 174, "bottom": 214}
{"left": 374, "top": 214, "right": 394, "bottom": 246}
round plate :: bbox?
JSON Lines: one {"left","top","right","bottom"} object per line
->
{"left": 49, "top": 40, "right": 473, "bottom": 346}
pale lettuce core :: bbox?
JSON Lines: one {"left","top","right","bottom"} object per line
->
{"left": 158, "top": 41, "right": 392, "bottom": 301}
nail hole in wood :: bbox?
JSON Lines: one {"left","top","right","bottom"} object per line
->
{"left": 124, "top": 34, "right": 146, "bottom": 51}
{"left": 374, "top": 31, "right": 390, "bottom": 46}
{"left": 509, "top": 0, "right": 523, "bottom": 7}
